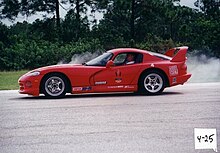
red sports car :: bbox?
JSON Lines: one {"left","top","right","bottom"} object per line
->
{"left": 18, "top": 47, "right": 191, "bottom": 98}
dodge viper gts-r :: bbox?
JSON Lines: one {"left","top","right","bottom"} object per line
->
{"left": 18, "top": 47, "right": 191, "bottom": 98}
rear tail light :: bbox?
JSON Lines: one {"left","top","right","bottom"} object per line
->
{"left": 181, "top": 63, "right": 187, "bottom": 70}
{"left": 180, "top": 61, "right": 188, "bottom": 75}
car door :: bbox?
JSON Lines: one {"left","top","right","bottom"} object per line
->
{"left": 93, "top": 53, "right": 143, "bottom": 91}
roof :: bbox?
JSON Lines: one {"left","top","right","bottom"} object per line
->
{"left": 107, "top": 48, "right": 172, "bottom": 60}
{"left": 107, "top": 48, "right": 150, "bottom": 54}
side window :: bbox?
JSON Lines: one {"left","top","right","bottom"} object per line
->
{"left": 113, "top": 53, "right": 143, "bottom": 66}
{"left": 113, "top": 53, "right": 127, "bottom": 65}
{"left": 135, "top": 53, "right": 143, "bottom": 63}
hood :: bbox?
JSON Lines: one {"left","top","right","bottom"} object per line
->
{"left": 27, "top": 64, "right": 85, "bottom": 75}
{"left": 39, "top": 64, "right": 81, "bottom": 70}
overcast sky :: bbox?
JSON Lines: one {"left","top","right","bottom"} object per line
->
{"left": 1, "top": 0, "right": 196, "bottom": 26}
{"left": 180, "top": 0, "right": 196, "bottom": 8}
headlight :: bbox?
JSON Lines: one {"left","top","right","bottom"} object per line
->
{"left": 26, "top": 71, "right": 41, "bottom": 76}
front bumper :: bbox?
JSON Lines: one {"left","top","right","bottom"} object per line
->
{"left": 18, "top": 75, "right": 42, "bottom": 96}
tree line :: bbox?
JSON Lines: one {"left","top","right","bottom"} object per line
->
{"left": 0, "top": 0, "right": 219, "bottom": 70}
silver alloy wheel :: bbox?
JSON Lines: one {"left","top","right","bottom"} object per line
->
{"left": 45, "top": 76, "right": 65, "bottom": 97}
{"left": 144, "top": 73, "right": 163, "bottom": 93}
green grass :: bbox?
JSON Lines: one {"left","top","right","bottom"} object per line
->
{"left": 0, "top": 70, "right": 28, "bottom": 90}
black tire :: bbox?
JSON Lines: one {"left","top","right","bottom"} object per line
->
{"left": 138, "top": 70, "right": 165, "bottom": 95}
{"left": 41, "top": 73, "right": 67, "bottom": 98}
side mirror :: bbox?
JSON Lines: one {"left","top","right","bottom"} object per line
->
{"left": 106, "top": 60, "right": 114, "bottom": 68}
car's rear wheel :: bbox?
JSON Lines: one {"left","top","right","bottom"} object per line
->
{"left": 42, "top": 74, "right": 67, "bottom": 98}
{"left": 139, "top": 70, "right": 165, "bottom": 95}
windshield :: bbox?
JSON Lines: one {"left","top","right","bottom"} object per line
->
{"left": 86, "top": 52, "right": 113, "bottom": 66}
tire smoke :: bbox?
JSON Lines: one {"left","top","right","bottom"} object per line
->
{"left": 187, "top": 55, "right": 220, "bottom": 83}
{"left": 69, "top": 51, "right": 102, "bottom": 64}
{"left": 57, "top": 51, "right": 103, "bottom": 65}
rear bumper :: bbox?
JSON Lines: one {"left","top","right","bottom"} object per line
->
{"left": 170, "top": 73, "right": 192, "bottom": 86}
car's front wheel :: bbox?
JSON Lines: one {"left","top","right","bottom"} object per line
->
{"left": 139, "top": 70, "right": 165, "bottom": 95}
{"left": 42, "top": 74, "right": 67, "bottom": 98}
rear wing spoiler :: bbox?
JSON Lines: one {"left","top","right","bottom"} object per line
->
{"left": 164, "top": 46, "right": 188, "bottom": 62}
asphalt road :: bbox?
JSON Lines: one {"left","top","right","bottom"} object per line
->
{"left": 0, "top": 83, "right": 220, "bottom": 153}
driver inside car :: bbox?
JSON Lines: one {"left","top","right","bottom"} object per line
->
{"left": 125, "top": 54, "right": 135, "bottom": 65}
